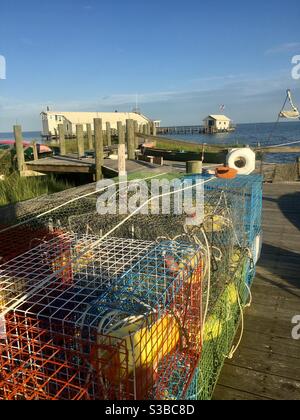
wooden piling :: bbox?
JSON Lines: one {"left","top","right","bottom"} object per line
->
{"left": 134, "top": 121, "right": 139, "bottom": 148}
{"left": 186, "top": 161, "right": 203, "bottom": 174}
{"left": 31, "top": 141, "right": 38, "bottom": 161}
{"left": 152, "top": 122, "right": 157, "bottom": 136}
{"left": 13, "top": 125, "right": 25, "bottom": 173}
{"left": 126, "top": 119, "right": 135, "bottom": 160}
{"left": 86, "top": 123, "right": 93, "bottom": 150}
{"left": 118, "top": 143, "right": 127, "bottom": 177}
{"left": 58, "top": 124, "right": 66, "bottom": 156}
{"left": 260, "top": 153, "right": 264, "bottom": 177}
{"left": 94, "top": 118, "right": 104, "bottom": 181}
{"left": 106, "top": 122, "right": 112, "bottom": 147}
{"left": 76, "top": 124, "right": 85, "bottom": 158}
{"left": 117, "top": 121, "right": 125, "bottom": 144}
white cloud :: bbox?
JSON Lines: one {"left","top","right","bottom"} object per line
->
{"left": 265, "top": 42, "right": 300, "bottom": 55}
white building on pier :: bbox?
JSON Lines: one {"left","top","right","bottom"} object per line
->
{"left": 203, "top": 115, "right": 233, "bottom": 133}
{"left": 41, "top": 111, "right": 159, "bottom": 137}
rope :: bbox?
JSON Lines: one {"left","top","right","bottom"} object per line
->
{"left": 227, "top": 288, "right": 244, "bottom": 360}
{"left": 200, "top": 227, "right": 211, "bottom": 344}
{"left": 262, "top": 90, "right": 300, "bottom": 150}
{"left": 227, "top": 249, "right": 254, "bottom": 359}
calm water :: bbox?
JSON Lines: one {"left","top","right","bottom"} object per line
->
{"left": 0, "top": 131, "right": 43, "bottom": 142}
{"left": 1, "top": 121, "right": 300, "bottom": 163}
{"left": 161, "top": 121, "right": 300, "bottom": 163}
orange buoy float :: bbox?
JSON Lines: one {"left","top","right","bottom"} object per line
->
{"left": 215, "top": 166, "right": 238, "bottom": 179}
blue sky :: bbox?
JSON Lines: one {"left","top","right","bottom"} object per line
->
{"left": 0, "top": 0, "right": 300, "bottom": 131}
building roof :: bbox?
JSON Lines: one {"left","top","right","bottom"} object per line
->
{"left": 204, "top": 115, "right": 231, "bottom": 121}
{"left": 41, "top": 111, "right": 151, "bottom": 124}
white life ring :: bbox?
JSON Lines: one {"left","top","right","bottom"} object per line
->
{"left": 227, "top": 148, "right": 256, "bottom": 175}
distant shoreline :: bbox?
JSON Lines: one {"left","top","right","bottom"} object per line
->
{"left": 1, "top": 120, "right": 300, "bottom": 135}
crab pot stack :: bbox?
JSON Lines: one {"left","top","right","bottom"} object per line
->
{"left": 185, "top": 174, "right": 263, "bottom": 400}
{"left": 0, "top": 174, "right": 263, "bottom": 400}
{"left": 0, "top": 235, "right": 203, "bottom": 400}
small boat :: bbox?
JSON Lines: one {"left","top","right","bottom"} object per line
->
{"left": 141, "top": 146, "right": 227, "bottom": 164}
{"left": 0, "top": 140, "right": 52, "bottom": 155}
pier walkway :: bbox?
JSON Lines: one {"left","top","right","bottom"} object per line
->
{"left": 214, "top": 183, "right": 300, "bottom": 400}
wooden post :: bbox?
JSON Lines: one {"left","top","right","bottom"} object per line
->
{"left": 86, "top": 123, "right": 93, "bottom": 150}
{"left": 152, "top": 122, "right": 157, "bottom": 136}
{"left": 31, "top": 141, "right": 38, "bottom": 161}
{"left": 126, "top": 119, "right": 135, "bottom": 160}
{"left": 76, "top": 124, "right": 85, "bottom": 158}
{"left": 94, "top": 118, "right": 104, "bottom": 181}
{"left": 186, "top": 161, "right": 203, "bottom": 174}
{"left": 260, "top": 153, "right": 264, "bottom": 177}
{"left": 58, "top": 124, "right": 66, "bottom": 156}
{"left": 106, "top": 122, "right": 112, "bottom": 147}
{"left": 201, "top": 144, "right": 205, "bottom": 162}
{"left": 297, "top": 156, "right": 300, "bottom": 180}
{"left": 13, "top": 125, "right": 25, "bottom": 173}
{"left": 118, "top": 143, "right": 127, "bottom": 177}
{"left": 134, "top": 121, "right": 139, "bottom": 149}
{"left": 117, "top": 121, "right": 125, "bottom": 144}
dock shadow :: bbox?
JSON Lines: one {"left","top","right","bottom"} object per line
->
{"left": 278, "top": 191, "right": 300, "bottom": 232}
{"left": 258, "top": 243, "right": 300, "bottom": 293}
{"left": 264, "top": 191, "right": 300, "bottom": 231}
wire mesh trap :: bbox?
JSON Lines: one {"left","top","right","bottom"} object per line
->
{"left": 0, "top": 173, "right": 263, "bottom": 400}
{"left": 0, "top": 235, "right": 204, "bottom": 400}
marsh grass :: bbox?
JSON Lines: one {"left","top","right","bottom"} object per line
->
{"left": 0, "top": 149, "right": 13, "bottom": 175}
{"left": 155, "top": 139, "right": 244, "bottom": 152}
{"left": 0, "top": 173, "right": 73, "bottom": 207}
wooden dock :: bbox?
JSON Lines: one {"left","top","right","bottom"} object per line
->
{"left": 214, "top": 182, "right": 300, "bottom": 400}
{"left": 157, "top": 126, "right": 205, "bottom": 135}
{"left": 25, "top": 155, "right": 161, "bottom": 177}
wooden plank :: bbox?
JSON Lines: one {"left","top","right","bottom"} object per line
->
{"left": 225, "top": 347, "right": 300, "bottom": 382}
{"left": 26, "top": 162, "right": 94, "bottom": 174}
{"left": 250, "top": 290, "right": 300, "bottom": 313}
{"left": 213, "top": 384, "right": 271, "bottom": 400}
{"left": 217, "top": 365, "right": 300, "bottom": 400}
{"left": 245, "top": 301, "right": 296, "bottom": 325}
{"left": 215, "top": 182, "right": 300, "bottom": 400}
{"left": 254, "top": 276, "right": 300, "bottom": 297}
{"left": 237, "top": 330, "right": 300, "bottom": 360}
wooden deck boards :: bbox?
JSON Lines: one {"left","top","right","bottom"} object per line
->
{"left": 214, "top": 183, "right": 300, "bottom": 400}
{"left": 25, "top": 156, "right": 160, "bottom": 176}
